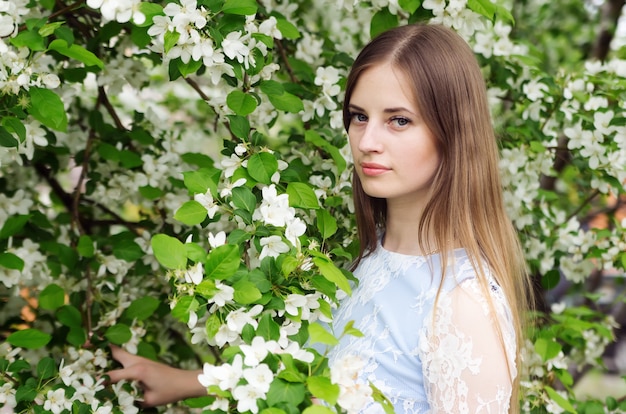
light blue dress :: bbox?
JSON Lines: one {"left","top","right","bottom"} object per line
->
{"left": 328, "top": 243, "right": 516, "bottom": 414}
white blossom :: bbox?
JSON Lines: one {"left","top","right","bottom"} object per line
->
{"left": 259, "top": 235, "right": 290, "bottom": 260}
{"left": 43, "top": 389, "right": 71, "bottom": 414}
{"left": 194, "top": 190, "right": 220, "bottom": 219}
{"left": 209, "top": 281, "right": 235, "bottom": 308}
{"left": 232, "top": 384, "right": 264, "bottom": 413}
{"left": 184, "top": 262, "right": 203, "bottom": 285}
{"left": 239, "top": 336, "right": 278, "bottom": 366}
{"left": 242, "top": 363, "right": 274, "bottom": 393}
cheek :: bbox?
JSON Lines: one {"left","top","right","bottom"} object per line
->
{"left": 348, "top": 133, "right": 359, "bottom": 153}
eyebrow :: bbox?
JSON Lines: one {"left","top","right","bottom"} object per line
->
{"left": 348, "top": 103, "right": 416, "bottom": 115}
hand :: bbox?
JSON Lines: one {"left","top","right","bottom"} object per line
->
{"left": 107, "top": 345, "right": 206, "bottom": 407}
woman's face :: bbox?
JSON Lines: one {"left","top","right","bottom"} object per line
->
{"left": 347, "top": 62, "right": 440, "bottom": 208}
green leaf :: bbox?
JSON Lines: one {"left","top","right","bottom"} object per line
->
{"left": 37, "top": 357, "right": 57, "bottom": 379}
{"left": 0, "top": 252, "right": 24, "bottom": 271}
{"left": 39, "top": 284, "right": 65, "bottom": 310}
{"left": 15, "top": 378, "right": 37, "bottom": 403}
{"left": 139, "top": 185, "right": 163, "bottom": 200}
{"left": 256, "top": 313, "right": 280, "bottom": 340}
{"left": 313, "top": 257, "right": 351, "bottom": 295}
{"left": 205, "top": 244, "right": 241, "bottom": 279}
{"left": 227, "top": 114, "right": 251, "bottom": 139}
{"left": 129, "top": 127, "right": 154, "bottom": 145}
{"left": 233, "top": 280, "right": 262, "bottom": 304}
{"left": 534, "top": 337, "right": 562, "bottom": 361}
{"left": 183, "top": 168, "right": 221, "bottom": 195}
{"left": 228, "top": 229, "right": 251, "bottom": 245}
{"left": 175, "top": 200, "right": 208, "bottom": 225}
{"left": 119, "top": 150, "right": 143, "bottom": 168}
{"left": 0, "top": 126, "right": 18, "bottom": 148}
{"left": 231, "top": 186, "right": 257, "bottom": 213}
{"left": 398, "top": 0, "right": 421, "bottom": 13}
{"left": 40, "top": 241, "right": 78, "bottom": 269}
{"left": 112, "top": 238, "right": 144, "bottom": 261}
{"left": 306, "top": 376, "right": 339, "bottom": 406}
{"left": 545, "top": 386, "right": 576, "bottom": 413}
{"left": 186, "top": 242, "right": 207, "bottom": 263}
{"left": 308, "top": 322, "right": 338, "bottom": 346}
{"left": 276, "top": 18, "right": 300, "bottom": 39}
{"left": 247, "top": 152, "right": 278, "bottom": 184}
{"left": 10, "top": 30, "right": 46, "bottom": 51}
{"left": 286, "top": 182, "right": 319, "bottom": 209}
{"left": 316, "top": 209, "right": 337, "bottom": 239}
{"left": 7, "top": 329, "right": 51, "bottom": 349}
{"left": 541, "top": 269, "right": 560, "bottom": 290}
{"left": 260, "top": 409, "right": 287, "bottom": 414}
{"left": 267, "top": 92, "right": 304, "bottom": 113}
{"left": 49, "top": 39, "right": 104, "bottom": 68}
{"left": 467, "top": 0, "right": 496, "bottom": 21}
{"left": 206, "top": 312, "right": 221, "bottom": 338}
{"left": 123, "top": 296, "right": 160, "bottom": 321}
{"left": 28, "top": 87, "right": 68, "bottom": 132}
{"left": 342, "top": 320, "right": 364, "bottom": 338}
{"left": 303, "top": 406, "right": 335, "bottom": 414}
{"left": 266, "top": 379, "right": 306, "bottom": 406}
{"left": 39, "top": 22, "right": 64, "bottom": 37}
{"left": 494, "top": 3, "right": 515, "bottom": 24}
{"left": 151, "top": 234, "right": 187, "bottom": 269}
{"left": 370, "top": 8, "right": 398, "bottom": 38}
{"left": 2, "top": 117, "right": 26, "bottom": 143}
{"left": 137, "top": 2, "right": 164, "bottom": 27}
{"left": 164, "top": 30, "right": 180, "bottom": 53}
{"left": 371, "top": 382, "right": 396, "bottom": 414}
{"left": 259, "top": 80, "right": 284, "bottom": 95}
{"left": 607, "top": 396, "right": 618, "bottom": 411}
{"left": 304, "top": 130, "right": 346, "bottom": 174}
{"left": 181, "top": 152, "right": 214, "bottom": 168}
{"left": 277, "top": 355, "right": 306, "bottom": 382}
{"left": 178, "top": 58, "right": 203, "bottom": 77}
{"left": 67, "top": 326, "right": 87, "bottom": 347}
{"left": 227, "top": 90, "right": 258, "bottom": 116}
{"left": 57, "top": 305, "right": 82, "bottom": 329}
{"left": 222, "top": 0, "right": 258, "bottom": 15}
{"left": 195, "top": 279, "right": 217, "bottom": 297}
{"left": 105, "top": 324, "right": 132, "bottom": 345}
{"left": 171, "top": 296, "right": 199, "bottom": 323}
{"left": 54, "top": 26, "right": 74, "bottom": 45}
{"left": 98, "top": 142, "right": 120, "bottom": 162}
{"left": 77, "top": 235, "right": 94, "bottom": 258}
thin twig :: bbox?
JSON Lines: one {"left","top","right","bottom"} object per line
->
{"left": 275, "top": 39, "right": 297, "bottom": 84}
{"left": 97, "top": 86, "right": 128, "bottom": 131}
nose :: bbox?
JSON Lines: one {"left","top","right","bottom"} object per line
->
{"left": 355, "top": 122, "right": 383, "bottom": 153}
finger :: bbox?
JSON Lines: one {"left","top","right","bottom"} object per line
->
{"left": 106, "top": 367, "right": 138, "bottom": 384}
{"left": 109, "top": 345, "right": 139, "bottom": 367}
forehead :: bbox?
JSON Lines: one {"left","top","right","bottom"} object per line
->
{"left": 351, "top": 63, "right": 417, "bottom": 108}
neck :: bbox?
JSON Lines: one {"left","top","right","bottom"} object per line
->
{"left": 382, "top": 200, "right": 434, "bottom": 255}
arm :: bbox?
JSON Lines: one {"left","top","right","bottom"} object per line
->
{"left": 421, "top": 279, "right": 516, "bottom": 413}
{"left": 107, "top": 345, "right": 206, "bottom": 407}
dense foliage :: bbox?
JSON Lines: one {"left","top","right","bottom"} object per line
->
{"left": 1, "top": 0, "right": 625, "bottom": 412}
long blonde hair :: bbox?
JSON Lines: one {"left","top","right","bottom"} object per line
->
{"left": 343, "top": 24, "right": 533, "bottom": 412}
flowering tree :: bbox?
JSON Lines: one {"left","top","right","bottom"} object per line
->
{"left": 1, "top": 0, "right": 625, "bottom": 412}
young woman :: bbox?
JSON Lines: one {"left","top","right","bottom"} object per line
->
{"left": 108, "top": 23, "right": 531, "bottom": 413}
{"left": 329, "top": 23, "right": 531, "bottom": 413}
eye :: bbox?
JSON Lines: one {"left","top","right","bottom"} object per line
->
{"left": 350, "top": 112, "right": 368, "bottom": 124}
{"left": 390, "top": 116, "right": 411, "bottom": 127}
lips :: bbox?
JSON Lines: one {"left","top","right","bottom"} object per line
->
{"left": 360, "top": 162, "right": 390, "bottom": 176}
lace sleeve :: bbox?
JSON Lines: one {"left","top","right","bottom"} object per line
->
{"left": 420, "top": 278, "right": 516, "bottom": 413}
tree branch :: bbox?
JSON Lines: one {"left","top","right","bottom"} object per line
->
{"left": 97, "top": 86, "right": 128, "bottom": 131}
{"left": 592, "top": 0, "right": 626, "bottom": 61}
